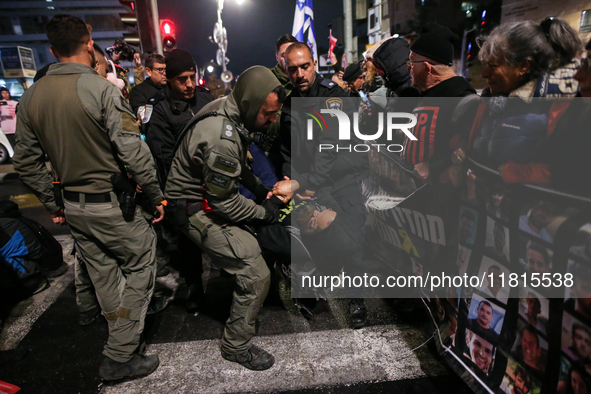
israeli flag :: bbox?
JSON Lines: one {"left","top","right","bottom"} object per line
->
{"left": 292, "top": 0, "right": 318, "bottom": 69}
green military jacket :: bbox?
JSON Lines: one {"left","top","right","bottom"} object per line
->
{"left": 13, "top": 62, "right": 163, "bottom": 213}
{"left": 270, "top": 63, "right": 293, "bottom": 97}
{"left": 165, "top": 66, "right": 281, "bottom": 223}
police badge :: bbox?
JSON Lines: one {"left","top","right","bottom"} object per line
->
{"left": 137, "top": 105, "right": 154, "bottom": 124}
{"left": 326, "top": 98, "right": 343, "bottom": 111}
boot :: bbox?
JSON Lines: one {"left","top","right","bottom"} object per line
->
{"left": 98, "top": 353, "right": 159, "bottom": 381}
{"left": 349, "top": 298, "right": 367, "bottom": 329}
{"left": 79, "top": 308, "right": 102, "bottom": 326}
{"left": 155, "top": 256, "right": 170, "bottom": 277}
{"left": 186, "top": 282, "right": 205, "bottom": 314}
{"left": 221, "top": 345, "right": 275, "bottom": 371}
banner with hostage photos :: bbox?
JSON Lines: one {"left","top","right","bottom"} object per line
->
{"left": 430, "top": 162, "right": 591, "bottom": 394}
{"left": 289, "top": 96, "right": 591, "bottom": 393}
{"left": 362, "top": 98, "right": 591, "bottom": 394}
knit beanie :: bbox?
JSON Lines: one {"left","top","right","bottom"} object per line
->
{"left": 165, "top": 49, "right": 196, "bottom": 80}
{"left": 343, "top": 62, "right": 362, "bottom": 82}
{"left": 410, "top": 23, "right": 458, "bottom": 66}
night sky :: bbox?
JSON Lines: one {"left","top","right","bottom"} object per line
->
{"left": 158, "top": 0, "right": 343, "bottom": 76}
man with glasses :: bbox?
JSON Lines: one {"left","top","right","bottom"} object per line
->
{"left": 400, "top": 23, "right": 476, "bottom": 181}
{"left": 144, "top": 49, "right": 214, "bottom": 313}
{"left": 129, "top": 53, "right": 167, "bottom": 115}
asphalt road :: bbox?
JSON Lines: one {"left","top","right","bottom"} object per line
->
{"left": 0, "top": 164, "right": 472, "bottom": 394}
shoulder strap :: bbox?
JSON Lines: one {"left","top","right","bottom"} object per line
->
{"left": 148, "top": 92, "right": 166, "bottom": 107}
{"left": 320, "top": 78, "right": 337, "bottom": 89}
{"left": 172, "top": 111, "right": 220, "bottom": 155}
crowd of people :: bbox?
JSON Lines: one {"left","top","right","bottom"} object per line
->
{"left": 2, "top": 11, "right": 590, "bottom": 386}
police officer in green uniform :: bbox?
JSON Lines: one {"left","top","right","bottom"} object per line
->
{"left": 143, "top": 49, "right": 214, "bottom": 312}
{"left": 166, "top": 66, "right": 288, "bottom": 370}
{"left": 280, "top": 42, "right": 369, "bottom": 328}
{"left": 13, "top": 15, "right": 164, "bottom": 381}
{"left": 257, "top": 34, "right": 299, "bottom": 172}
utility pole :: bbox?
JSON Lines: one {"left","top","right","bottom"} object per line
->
{"left": 343, "top": 0, "right": 354, "bottom": 65}
{"left": 150, "top": 0, "right": 163, "bottom": 54}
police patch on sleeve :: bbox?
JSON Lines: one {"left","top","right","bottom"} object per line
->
{"left": 326, "top": 98, "right": 343, "bottom": 111}
{"left": 221, "top": 119, "right": 236, "bottom": 141}
{"left": 137, "top": 104, "right": 153, "bottom": 124}
{"left": 210, "top": 173, "right": 230, "bottom": 188}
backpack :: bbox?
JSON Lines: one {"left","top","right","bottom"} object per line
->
{"left": 0, "top": 200, "right": 63, "bottom": 275}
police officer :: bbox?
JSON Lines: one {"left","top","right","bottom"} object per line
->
{"left": 270, "top": 34, "right": 298, "bottom": 97}
{"left": 166, "top": 66, "right": 288, "bottom": 370}
{"left": 13, "top": 15, "right": 164, "bottom": 380}
{"left": 144, "top": 49, "right": 214, "bottom": 311}
{"left": 145, "top": 48, "right": 214, "bottom": 188}
{"left": 281, "top": 42, "right": 369, "bottom": 328}
{"left": 257, "top": 34, "right": 298, "bottom": 171}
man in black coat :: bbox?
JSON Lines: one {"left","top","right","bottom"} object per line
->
{"left": 129, "top": 53, "right": 167, "bottom": 115}
{"left": 144, "top": 49, "right": 214, "bottom": 189}
{"left": 144, "top": 49, "right": 214, "bottom": 313}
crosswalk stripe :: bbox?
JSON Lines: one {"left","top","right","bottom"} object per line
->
{"left": 101, "top": 324, "right": 447, "bottom": 394}
{"left": 9, "top": 193, "right": 43, "bottom": 208}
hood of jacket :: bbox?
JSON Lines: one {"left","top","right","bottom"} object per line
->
{"left": 372, "top": 37, "right": 412, "bottom": 93}
{"left": 223, "top": 66, "right": 281, "bottom": 131}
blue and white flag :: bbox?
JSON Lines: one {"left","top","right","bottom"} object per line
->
{"left": 292, "top": 0, "right": 318, "bottom": 69}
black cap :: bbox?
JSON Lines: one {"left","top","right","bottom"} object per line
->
{"left": 165, "top": 49, "right": 196, "bottom": 80}
{"left": 343, "top": 62, "right": 362, "bottom": 82}
{"left": 410, "top": 23, "right": 458, "bottom": 66}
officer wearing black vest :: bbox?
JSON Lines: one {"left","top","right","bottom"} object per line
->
{"left": 144, "top": 49, "right": 214, "bottom": 189}
{"left": 280, "top": 42, "right": 369, "bottom": 329}
{"left": 143, "top": 49, "right": 214, "bottom": 313}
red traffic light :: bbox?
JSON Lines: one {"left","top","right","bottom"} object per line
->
{"left": 161, "top": 19, "right": 175, "bottom": 36}
{"left": 160, "top": 19, "right": 177, "bottom": 52}
{"left": 198, "top": 78, "right": 205, "bottom": 86}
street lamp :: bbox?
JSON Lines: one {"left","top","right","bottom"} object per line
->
{"left": 212, "top": 0, "right": 233, "bottom": 85}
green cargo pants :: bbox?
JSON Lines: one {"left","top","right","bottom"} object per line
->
{"left": 64, "top": 193, "right": 156, "bottom": 362}
{"left": 184, "top": 210, "right": 270, "bottom": 354}
{"left": 74, "top": 250, "right": 101, "bottom": 319}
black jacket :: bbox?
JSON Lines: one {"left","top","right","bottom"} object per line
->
{"left": 401, "top": 76, "right": 477, "bottom": 178}
{"left": 128, "top": 77, "right": 164, "bottom": 114}
{"left": 372, "top": 37, "right": 413, "bottom": 96}
{"left": 280, "top": 74, "right": 368, "bottom": 193}
{"left": 145, "top": 85, "right": 214, "bottom": 188}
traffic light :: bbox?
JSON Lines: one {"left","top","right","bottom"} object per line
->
{"left": 119, "top": 1, "right": 141, "bottom": 48}
{"left": 160, "top": 19, "right": 177, "bottom": 53}
{"left": 466, "top": 42, "right": 474, "bottom": 69}
{"left": 480, "top": 9, "right": 488, "bottom": 31}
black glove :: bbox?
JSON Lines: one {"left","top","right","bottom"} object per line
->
{"left": 258, "top": 196, "right": 283, "bottom": 225}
